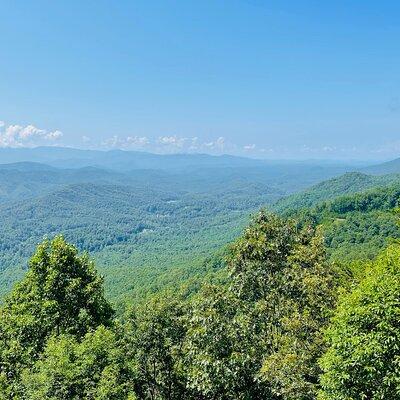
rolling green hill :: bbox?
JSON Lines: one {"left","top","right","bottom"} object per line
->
{"left": 0, "top": 177, "right": 280, "bottom": 302}
{"left": 297, "top": 184, "right": 400, "bottom": 262}
{"left": 270, "top": 169, "right": 400, "bottom": 263}
{"left": 0, "top": 149, "right": 398, "bottom": 306}
{"left": 273, "top": 171, "right": 400, "bottom": 214}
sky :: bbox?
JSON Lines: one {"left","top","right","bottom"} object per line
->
{"left": 1, "top": 0, "right": 400, "bottom": 160}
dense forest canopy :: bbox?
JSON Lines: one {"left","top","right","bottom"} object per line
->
{"left": 0, "top": 213, "right": 398, "bottom": 399}
{"left": 319, "top": 245, "right": 400, "bottom": 399}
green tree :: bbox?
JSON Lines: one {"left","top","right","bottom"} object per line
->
{"left": 319, "top": 245, "right": 400, "bottom": 399}
{"left": 184, "top": 285, "right": 267, "bottom": 400}
{"left": 0, "top": 236, "right": 114, "bottom": 398}
{"left": 183, "top": 211, "right": 340, "bottom": 399}
{"left": 124, "top": 293, "right": 187, "bottom": 400}
{"left": 20, "top": 326, "right": 129, "bottom": 400}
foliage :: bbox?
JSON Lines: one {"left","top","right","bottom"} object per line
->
{"left": 324, "top": 211, "right": 399, "bottom": 261}
{"left": 316, "top": 186, "right": 400, "bottom": 261}
{"left": 123, "top": 293, "right": 188, "bottom": 400}
{"left": 20, "top": 326, "right": 129, "bottom": 400}
{"left": 0, "top": 236, "right": 114, "bottom": 398}
{"left": 319, "top": 245, "right": 400, "bottom": 399}
{"left": 183, "top": 211, "right": 340, "bottom": 399}
{"left": 184, "top": 285, "right": 261, "bottom": 399}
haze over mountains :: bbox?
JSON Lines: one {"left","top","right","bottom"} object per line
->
{"left": 0, "top": 147, "right": 266, "bottom": 170}
{"left": 0, "top": 146, "right": 399, "bottom": 302}
{"left": 0, "top": 145, "right": 371, "bottom": 170}
{"left": 0, "top": 146, "right": 361, "bottom": 205}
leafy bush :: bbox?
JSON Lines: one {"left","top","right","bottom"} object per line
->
{"left": 319, "top": 245, "right": 400, "bottom": 399}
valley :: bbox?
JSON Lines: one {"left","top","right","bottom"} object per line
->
{"left": 0, "top": 148, "right": 399, "bottom": 306}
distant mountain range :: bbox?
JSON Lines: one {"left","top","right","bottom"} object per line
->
{"left": 0, "top": 147, "right": 267, "bottom": 171}
{"left": 0, "top": 146, "right": 370, "bottom": 170}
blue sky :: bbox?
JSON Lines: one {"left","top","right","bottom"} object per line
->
{"left": 1, "top": 0, "right": 400, "bottom": 159}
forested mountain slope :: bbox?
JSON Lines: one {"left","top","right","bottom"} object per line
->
{"left": 298, "top": 184, "right": 400, "bottom": 262}
{"left": 0, "top": 163, "right": 132, "bottom": 203}
{"left": 0, "top": 159, "right": 309, "bottom": 301}
{"left": 0, "top": 160, "right": 353, "bottom": 204}
{"left": 273, "top": 171, "right": 400, "bottom": 214}
{"left": 0, "top": 181, "right": 273, "bottom": 300}
{"left": 0, "top": 152, "right": 360, "bottom": 301}
{"left": 0, "top": 150, "right": 397, "bottom": 304}
{"left": 269, "top": 169, "right": 400, "bottom": 263}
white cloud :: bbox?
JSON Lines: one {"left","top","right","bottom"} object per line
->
{"left": 243, "top": 143, "right": 256, "bottom": 151}
{"left": 0, "top": 122, "right": 63, "bottom": 148}
{"left": 204, "top": 136, "right": 226, "bottom": 151}
{"left": 100, "top": 134, "right": 268, "bottom": 156}
{"left": 100, "top": 134, "right": 237, "bottom": 154}
{"left": 216, "top": 137, "right": 225, "bottom": 149}
{"left": 101, "top": 135, "right": 150, "bottom": 149}
{"left": 101, "top": 135, "right": 125, "bottom": 148}
{"left": 188, "top": 137, "right": 199, "bottom": 151}
{"left": 126, "top": 136, "right": 149, "bottom": 146}
{"left": 322, "top": 146, "right": 337, "bottom": 152}
{"left": 157, "top": 135, "right": 187, "bottom": 148}
{"left": 45, "top": 130, "right": 63, "bottom": 140}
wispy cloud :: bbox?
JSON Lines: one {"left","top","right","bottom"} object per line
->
{"left": 243, "top": 143, "right": 256, "bottom": 151}
{"left": 101, "top": 135, "right": 150, "bottom": 149}
{"left": 2, "top": 119, "right": 398, "bottom": 160}
{"left": 157, "top": 135, "right": 187, "bottom": 148}
{"left": 99, "top": 134, "right": 241, "bottom": 155}
{"left": 203, "top": 137, "right": 226, "bottom": 152}
{"left": 0, "top": 122, "right": 63, "bottom": 148}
